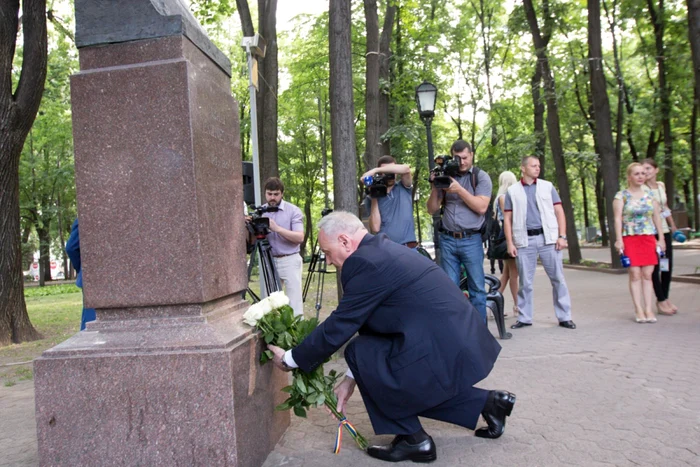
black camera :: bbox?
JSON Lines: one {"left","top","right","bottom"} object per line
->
{"left": 363, "top": 173, "right": 395, "bottom": 198}
{"left": 431, "top": 155, "right": 461, "bottom": 189}
{"left": 321, "top": 207, "right": 334, "bottom": 217}
{"left": 246, "top": 205, "right": 279, "bottom": 238}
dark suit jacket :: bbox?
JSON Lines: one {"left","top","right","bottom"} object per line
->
{"left": 292, "top": 233, "right": 501, "bottom": 419}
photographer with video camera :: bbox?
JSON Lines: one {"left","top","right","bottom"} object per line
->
{"left": 249, "top": 177, "right": 305, "bottom": 316}
{"left": 427, "top": 140, "right": 492, "bottom": 323}
{"left": 361, "top": 156, "right": 417, "bottom": 248}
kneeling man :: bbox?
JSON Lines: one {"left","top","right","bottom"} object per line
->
{"left": 269, "top": 211, "right": 515, "bottom": 463}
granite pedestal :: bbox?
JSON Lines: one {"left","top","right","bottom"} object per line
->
{"left": 34, "top": 4, "right": 289, "bottom": 465}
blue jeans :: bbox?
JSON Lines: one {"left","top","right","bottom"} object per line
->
{"left": 439, "top": 233, "right": 487, "bottom": 323}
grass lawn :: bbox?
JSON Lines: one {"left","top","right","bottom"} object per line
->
{"left": 1, "top": 265, "right": 341, "bottom": 387}
{"left": 1, "top": 285, "right": 83, "bottom": 386}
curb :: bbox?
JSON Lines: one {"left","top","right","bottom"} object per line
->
{"left": 564, "top": 264, "right": 700, "bottom": 284}
{"left": 673, "top": 275, "right": 700, "bottom": 285}
{"left": 562, "top": 264, "right": 627, "bottom": 275}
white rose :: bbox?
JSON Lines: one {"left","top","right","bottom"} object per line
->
{"left": 258, "top": 297, "right": 273, "bottom": 315}
{"left": 243, "top": 297, "right": 273, "bottom": 326}
{"left": 243, "top": 302, "right": 264, "bottom": 326}
{"left": 268, "top": 291, "right": 290, "bottom": 310}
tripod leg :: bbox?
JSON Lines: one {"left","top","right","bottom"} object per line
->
{"left": 259, "top": 242, "right": 281, "bottom": 295}
{"left": 303, "top": 238, "right": 319, "bottom": 301}
{"left": 243, "top": 246, "right": 259, "bottom": 302}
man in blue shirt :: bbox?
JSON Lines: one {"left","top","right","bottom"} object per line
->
{"left": 427, "top": 140, "right": 492, "bottom": 323}
{"left": 362, "top": 156, "right": 417, "bottom": 248}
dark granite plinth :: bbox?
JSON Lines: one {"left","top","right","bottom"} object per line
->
{"left": 71, "top": 36, "right": 246, "bottom": 310}
{"left": 34, "top": 23, "right": 288, "bottom": 467}
{"left": 34, "top": 305, "right": 290, "bottom": 466}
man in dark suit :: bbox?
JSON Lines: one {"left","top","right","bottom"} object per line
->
{"left": 268, "top": 211, "right": 516, "bottom": 463}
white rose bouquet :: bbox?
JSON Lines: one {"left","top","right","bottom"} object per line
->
{"left": 243, "top": 292, "right": 368, "bottom": 453}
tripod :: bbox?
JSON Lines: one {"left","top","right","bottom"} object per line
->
{"left": 244, "top": 234, "right": 281, "bottom": 303}
{"left": 302, "top": 237, "right": 334, "bottom": 320}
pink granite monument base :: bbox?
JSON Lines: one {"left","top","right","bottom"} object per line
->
{"left": 33, "top": 27, "right": 289, "bottom": 467}
{"left": 34, "top": 305, "right": 289, "bottom": 465}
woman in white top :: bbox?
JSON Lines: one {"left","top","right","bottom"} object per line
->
{"left": 642, "top": 158, "right": 678, "bottom": 315}
{"left": 495, "top": 171, "right": 519, "bottom": 315}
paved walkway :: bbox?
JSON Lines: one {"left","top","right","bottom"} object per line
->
{"left": 2, "top": 266, "right": 699, "bottom": 466}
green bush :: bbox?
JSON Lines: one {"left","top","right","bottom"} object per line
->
{"left": 24, "top": 283, "right": 81, "bottom": 298}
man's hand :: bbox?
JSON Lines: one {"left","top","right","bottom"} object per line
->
{"left": 335, "top": 376, "right": 356, "bottom": 414}
{"left": 267, "top": 218, "right": 279, "bottom": 233}
{"left": 507, "top": 242, "right": 518, "bottom": 258}
{"left": 445, "top": 178, "right": 463, "bottom": 193}
{"left": 267, "top": 344, "right": 292, "bottom": 372}
{"left": 361, "top": 168, "right": 377, "bottom": 180}
{"left": 555, "top": 238, "right": 568, "bottom": 251}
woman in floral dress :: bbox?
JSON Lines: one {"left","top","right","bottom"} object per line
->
{"left": 613, "top": 163, "right": 666, "bottom": 323}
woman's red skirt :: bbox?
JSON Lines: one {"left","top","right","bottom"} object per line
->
{"left": 622, "top": 235, "right": 658, "bottom": 267}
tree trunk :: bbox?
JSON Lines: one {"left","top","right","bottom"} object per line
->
{"left": 692, "top": 95, "right": 700, "bottom": 230}
{"left": 648, "top": 0, "right": 674, "bottom": 204}
{"left": 0, "top": 0, "right": 47, "bottom": 346}
{"left": 329, "top": 0, "right": 358, "bottom": 215}
{"left": 330, "top": 0, "right": 358, "bottom": 300}
{"left": 38, "top": 220, "right": 52, "bottom": 284}
{"left": 363, "top": 0, "right": 380, "bottom": 171}
{"left": 581, "top": 172, "right": 590, "bottom": 228}
{"left": 523, "top": 0, "right": 581, "bottom": 263}
{"left": 589, "top": 0, "right": 622, "bottom": 267}
{"left": 531, "top": 65, "right": 546, "bottom": 178}
{"left": 378, "top": 5, "right": 395, "bottom": 158}
{"left": 258, "top": 0, "right": 279, "bottom": 184}
{"left": 687, "top": 0, "right": 700, "bottom": 230}
{"left": 595, "top": 166, "right": 609, "bottom": 246}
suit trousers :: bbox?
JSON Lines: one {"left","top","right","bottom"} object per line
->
{"left": 515, "top": 233, "right": 572, "bottom": 324}
{"left": 344, "top": 337, "right": 489, "bottom": 436}
{"left": 260, "top": 253, "right": 304, "bottom": 316}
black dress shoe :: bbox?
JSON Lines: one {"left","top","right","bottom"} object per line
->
{"left": 366, "top": 435, "right": 437, "bottom": 463}
{"left": 559, "top": 320, "right": 576, "bottom": 329}
{"left": 475, "top": 390, "right": 516, "bottom": 439}
{"left": 510, "top": 321, "right": 532, "bottom": 329}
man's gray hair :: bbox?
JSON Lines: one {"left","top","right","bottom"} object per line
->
{"left": 318, "top": 211, "right": 365, "bottom": 238}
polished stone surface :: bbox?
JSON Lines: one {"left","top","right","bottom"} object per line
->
{"left": 71, "top": 37, "right": 246, "bottom": 310}
{"left": 34, "top": 17, "right": 287, "bottom": 466}
{"left": 74, "top": 0, "right": 231, "bottom": 76}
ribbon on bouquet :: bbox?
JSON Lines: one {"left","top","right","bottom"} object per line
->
{"left": 333, "top": 416, "right": 360, "bottom": 454}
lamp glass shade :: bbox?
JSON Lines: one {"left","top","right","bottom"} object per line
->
{"left": 415, "top": 82, "right": 437, "bottom": 114}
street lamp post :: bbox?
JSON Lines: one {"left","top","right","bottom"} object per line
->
{"left": 241, "top": 33, "right": 267, "bottom": 206}
{"left": 415, "top": 82, "right": 438, "bottom": 170}
{"left": 415, "top": 81, "right": 439, "bottom": 259}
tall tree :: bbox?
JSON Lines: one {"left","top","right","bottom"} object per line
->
{"left": 523, "top": 0, "right": 582, "bottom": 263}
{"left": 329, "top": 0, "right": 358, "bottom": 215}
{"left": 363, "top": 0, "right": 396, "bottom": 170}
{"left": 688, "top": 0, "right": 700, "bottom": 229}
{"left": 647, "top": 0, "right": 675, "bottom": 204}
{"left": 589, "top": 0, "right": 622, "bottom": 267}
{"left": 258, "top": 0, "right": 279, "bottom": 182}
{"left": 1, "top": 0, "right": 47, "bottom": 345}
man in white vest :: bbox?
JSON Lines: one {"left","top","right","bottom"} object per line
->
{"left": 503, "top": 156, "right": 576, "bottom": 330}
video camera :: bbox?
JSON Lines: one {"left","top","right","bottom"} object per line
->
{"left": 431, "top": 155, "right": 461, "bottom": 189}
{"left": 321, "top": 207, "right": 334, "bottom": 217}
{"left": 246, "top": 205, "right": 279, "bottom": 238}
{"left": 362, "top": 173, "right": 395, "bottom": 198}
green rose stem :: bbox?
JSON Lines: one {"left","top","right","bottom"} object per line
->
{"left": 323, "top": 391, "right": 369, "bottom": 451}
{"left": 248, "top": 305, "right": 368, "bottom": 451}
